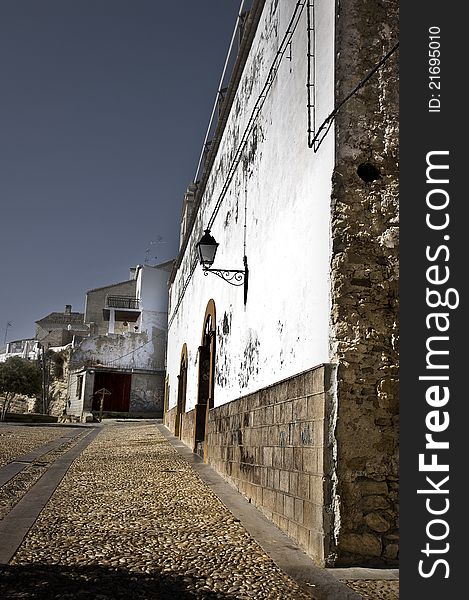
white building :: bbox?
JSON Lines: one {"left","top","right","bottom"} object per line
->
{"left": 67, "top": 262, "right": 172, "bottom": 419}
{"left": 0, "top": 339, "right": 40, "bottom": 363}
{"left": 165, "top": 0, "right": 399, "bottom": 568}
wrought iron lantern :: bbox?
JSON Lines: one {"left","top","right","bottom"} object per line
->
{"left": 196, "top": 230, "right": 219, "bottom": 269}
{"left": 196, "top": 229, "right": 248, "bottom": 303}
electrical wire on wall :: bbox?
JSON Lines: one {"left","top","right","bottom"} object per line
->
{"left": 167, "top": 259, "right": 199, "bottom": 330}
{"left": 308, "top": 41, "right": 400, "bottom": 152}
{"left": 243, "top": 168, "right": 248, "bottom": 258}
{"left": 306, "top": 0, "right": 316, "bottom": 149}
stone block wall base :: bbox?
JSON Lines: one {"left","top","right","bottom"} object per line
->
{"left": 164, "top": 406, "right": 196, "bottom": 451}
{"left": 207, "top": 364, "right": 336, "bottom": 566}
{"left": 165, "top": 406, "right": 177, "bottom": 434}
{"left": 168, "top": 362, "right": 399, "bottom": 567}
{"left": 180, "top": 409, "right": 195, "bottom": 450}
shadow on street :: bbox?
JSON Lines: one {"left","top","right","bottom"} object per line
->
{"left": 0, "top": 563, "right": 229, "bottom": 599}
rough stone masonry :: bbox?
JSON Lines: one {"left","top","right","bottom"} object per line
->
{"left": 330, "top": 0, "right": 399, "bottom": 566}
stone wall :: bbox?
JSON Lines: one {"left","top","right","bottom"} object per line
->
{"left": 180, "top": 409, "right": 195, "bottom": 450}
{"left": 35, "top": 326, "right": 73, "bottom": 349}
{"left": 70, "top": 331, "right": 163, "bottom": 372}
{"left": 207, "top": 365, "right": 336, "bottom": 566}
{"left": 331, "top": 0, "right": 399, "bottom": 566}
{"left": 165, "top": 406, "right": 177, "bottom": 435}
{"left": 164, "top": 407, "right": 196, "bottom": 451}
{"left": 0, "top": 394, "right": 38, "bottom": 415}
{"left": 48, "top": 348, "right": 72, "bottom": 417}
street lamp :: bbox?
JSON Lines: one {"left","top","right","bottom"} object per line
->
{"left": 197, "top": 230, "right": 219, "bottom": 269}
{"left": 196, "top": 230, "right": 248, "bottom": 303}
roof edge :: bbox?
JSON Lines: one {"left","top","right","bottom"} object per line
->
{"left": 169, "top": 0, "right": 266, "bottom": 286}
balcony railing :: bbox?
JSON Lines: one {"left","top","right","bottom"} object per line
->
{"left": 106, "top": 296, "right": 140, "bottom": 310}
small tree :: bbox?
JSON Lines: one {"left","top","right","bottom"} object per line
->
{"left": 0, "top": 357, "right": 42, "bottom": 421}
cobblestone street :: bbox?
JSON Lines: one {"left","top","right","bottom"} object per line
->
{"left": 0, "top": 421, "right": 398, "bottom": 599}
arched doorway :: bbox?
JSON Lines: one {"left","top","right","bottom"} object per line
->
{"left": 175, "top": 344, "right": 187, "bottom": 438}
{"left": 194, "top": 300, "right": 216, "bottom": 459}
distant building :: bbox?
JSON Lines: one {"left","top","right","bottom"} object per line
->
{"left": 35, "top": 305, "right": 89, "bottom": 349}
{"left": 0, "top": 338, "right": 40, "bottom": 363}
{"left": 67, "top": 262, "right": 173, "bottom": 419}
{"left": 84, "top": 269, "right": 138, "bottom": 337}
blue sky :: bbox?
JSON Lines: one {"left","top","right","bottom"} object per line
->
{"left": 0, "top": 0, "right": 241, "bottom": 344}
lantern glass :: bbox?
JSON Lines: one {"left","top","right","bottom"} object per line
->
{"left": 197, "top": 230, "right": 219, "bottom": 268}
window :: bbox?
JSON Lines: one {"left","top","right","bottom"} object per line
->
{"left": 76, "top": 375, "right": 84, "bottom": 399}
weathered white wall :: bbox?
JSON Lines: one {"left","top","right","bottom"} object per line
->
{"left": 70, "top": 332, "right": 162, "bottom": 371}
{"left": 167, "top": 0, "right": 335, "bottom": 412}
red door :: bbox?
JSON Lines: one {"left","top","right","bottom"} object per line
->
{"left": 92, "top": 371, "right": 131, "bottom": 412}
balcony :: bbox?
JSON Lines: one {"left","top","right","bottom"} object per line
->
{"left": 106, "top": 296, "right": 140, "bottom": 310}
{"left": 103, "top": 296, "right": 140, "bottom": 323}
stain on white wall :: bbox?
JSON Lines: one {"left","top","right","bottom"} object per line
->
{"left": 167, "top": 0, "right": 335, "bottom": 412}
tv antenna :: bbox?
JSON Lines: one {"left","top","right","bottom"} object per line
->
{"left": 3, "top": 321, "right": 13, "bottom": 347}
{"left": 144, "top": 237, "right": 167, "bottom": 265}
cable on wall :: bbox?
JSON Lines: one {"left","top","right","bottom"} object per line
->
{"left": 243, "top": 169, "right": 248, "bottom": 257}
{"left": 309, "top": 41, "right": 400, "bottom": 151}
{"left": 306, "top": 0, "right": 316, "bottom": 149}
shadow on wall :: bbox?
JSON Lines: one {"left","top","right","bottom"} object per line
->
{"left": 0, "top": 564, "right": 229, "bottom": 600}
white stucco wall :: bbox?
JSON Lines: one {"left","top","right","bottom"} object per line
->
{"left": 136, "top": 265, "right": 169, "bottom": 334}
{"left": 70, "top": 331, "right": 164, "bottom": 371}
{"left": 167, "top": 0, "right": 335, "bottom": 412}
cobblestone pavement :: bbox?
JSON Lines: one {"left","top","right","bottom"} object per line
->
{"left": 341, "top": 581, "right": 398, "bottom": 599}
{"left": 0, "top": 421, "right": 399, "bottom": 599}
{"left": 0, "top": 426, "right": 92, "bottom": 521}
{"left": 0, "top": 424, "right": 71, "bottom": 468}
